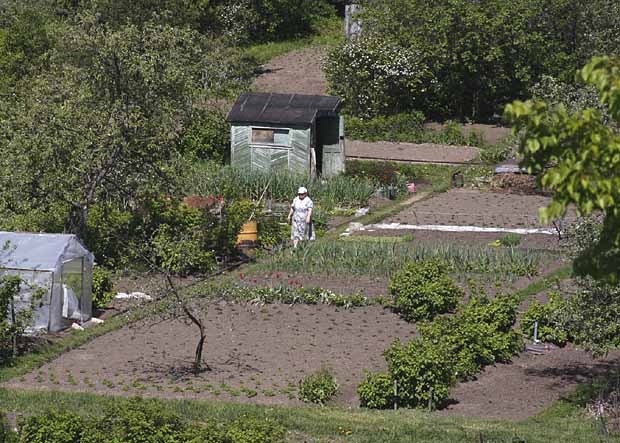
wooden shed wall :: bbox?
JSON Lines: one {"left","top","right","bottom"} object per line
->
{"left": 230, "top": 123, "right": 311, "bottom": 175}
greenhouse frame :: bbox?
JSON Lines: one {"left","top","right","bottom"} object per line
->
{"left": 0, "top": 232, "right": 94, "bottom": 333}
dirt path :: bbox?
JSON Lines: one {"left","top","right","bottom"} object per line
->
{"left": 254, "top": 46, "right": 328, "bottom": 95}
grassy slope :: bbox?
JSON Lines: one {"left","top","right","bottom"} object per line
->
{"left": 0, "top": 388, "right": 616, "bottom": 443}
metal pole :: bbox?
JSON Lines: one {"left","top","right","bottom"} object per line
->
{"left": 533, "top": 320, "right": 540, "bottom": 343}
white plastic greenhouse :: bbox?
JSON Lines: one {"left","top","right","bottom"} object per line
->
{"left": 0, "top": 232, "right": 94, "bottom": 332}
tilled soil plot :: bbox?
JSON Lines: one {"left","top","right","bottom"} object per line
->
{"left": 345, "top": 140, "right": 480, "bottom": 164}
{"left": 4, "top": 304, "right": 415, "bottom": 406}
{"left": 438, "top": 346, "right": 620, "bottom": 421}
{"left": 254, "top": 47, "right": 328, "bottom": 95}
{"left": 385, "top": 189, "right": 576, "bottom": 229}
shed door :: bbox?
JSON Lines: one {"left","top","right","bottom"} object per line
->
{"left": 251, "top": 147, "right": 289, "bottom": 173}
{"left": 317, "top": 116, "right": 345, "bottom": 177}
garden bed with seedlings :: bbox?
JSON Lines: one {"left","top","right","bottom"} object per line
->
{"left": 383, "top": 189, "right": 578, "bottom": 229}
{"left": 3, "top": 302, "right": 416, "bottom": 407}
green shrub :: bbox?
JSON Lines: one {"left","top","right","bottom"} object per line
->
{"left": 180, "top": 108, "right": 230, "bottom": 163}
{"left": 15, "top": 399, "right": 287, "bottom": 443}
{"left": 226, "top": 418, "right": 286, "bottom": 443}
{"left": 19, "top": 410, "right": 83, "bottom": 443}
{"left": 385, "top": 338, "right": 456, "bottom": 409}
{"left": 80, "top": 398, "right": 186, "bottom": 443}
{"left": 360, "top": 293, "right": 524, "bottom": 409}
{"left": 345, "top": 160, "right": 418, "bottom": 185}
{"left": 521, "top": 292, "right": 569, "bottom": 346}
{"left": 152, "top": 224, "right": 217, "bottom": 277}
{"left": 299, "top": 367, "right": 339, "bottom": 405}
{"left": 325, "top": 36, "right": 431, "bottom": 117}
{"left": 327, "top": 0, "right": 597, "bottom": 119}
{"left": 257, "top": 216, "right": 289, "bottom": 249}
{"left": 346, "top": 113, "right": 426, "bottom": 142}
{"left": 499, "top": 233, "right": 522, "bottom": 247}
{"left": 419, "top": 295, "right": 523, "bottom": 379}
{"left": 389, "top": 259, "right": 463, "bottom": 322}
{"left": 91, "top": 267, "right": 115, "bottom": 310}
{"left": 358, "top": 372, "right": 395, "bottom": 409}
{"left": 0, "top": 276, "right": 39, "bottom": 361}
{"left": 84, "top": 203, "right": 135, "bottom": 268}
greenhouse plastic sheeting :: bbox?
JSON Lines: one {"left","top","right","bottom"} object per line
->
{"left": 0, "top": 232, "right": 94, "bottom": 332}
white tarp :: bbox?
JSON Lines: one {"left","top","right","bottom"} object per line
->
{"left": 0, "top": 232, "right": 94, "bottom": 332}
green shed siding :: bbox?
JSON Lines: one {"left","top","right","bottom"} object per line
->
{"left": 317, "top": 116, "right": 344, "bottom": 177}
{"left": 231, "top": 125, "right": 251, "bottom": 168}
{"left": 290, "top": 128, "right": 311, "bottom": 174}
{"left": 271, "top": 148, "right": 289, "bottom": 170}
{"left": 230, "top": 123, "right": 310, "bottom": 176}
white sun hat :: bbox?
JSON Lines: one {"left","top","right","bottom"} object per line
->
{"left": 297, "top": 186, "right": 308, "bottom": 194}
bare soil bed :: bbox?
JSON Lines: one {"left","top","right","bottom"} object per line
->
{"left": 6, "top": 299, "right": 617, "bottom": 420}
{"left": 254, "top": 46, "right": 328, "bottom": 95}
{"left": 439, "top": 346, "right": 620, "bottom": 421}
{"left": 4, "top": 304, "right": 415, "bottom": 407}
{"left": 345, "top": 140, "right": 480, "bottom": 164}
{"left": 384, "top": 189, "right": 576, "bottom": 229}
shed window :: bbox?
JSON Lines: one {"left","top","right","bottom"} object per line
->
{"left": 252, "top": 128, "right": 290, "bottom": 145}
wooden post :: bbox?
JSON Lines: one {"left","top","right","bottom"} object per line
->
{"left": 393, "top": 379, "right": 398, "bottom": 410}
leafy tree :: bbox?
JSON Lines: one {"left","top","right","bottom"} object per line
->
{"left": 505, "top": 56, "right": 620, "bottom": 283}
{"left": 0, "top": 14, "right": 250, "bottom": 239}
{"left": 0, "top": 4, "right": 53, "bottom": 94}
{"left": 328, "top": 0, "right": 620, "bottom": 119}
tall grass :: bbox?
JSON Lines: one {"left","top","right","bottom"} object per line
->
{"left": 182, "top": 161, "right": 378, "bottom": 208}
{"left": 258, "top": 240, "right": 553, "bottom": 278}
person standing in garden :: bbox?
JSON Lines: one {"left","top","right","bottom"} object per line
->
{"left": 288, "top": 186, "right": 315, "bottom": 248}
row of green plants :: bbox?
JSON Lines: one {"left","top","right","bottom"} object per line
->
{"left": 193, "top": 282, "right": 378, "bottom": 310}
{"left": 345, "top": 160, "right": 495, "bottom": 193}
{"left": 358, "top": 259, "right": 523, "bottom": 409}
{"left": 0, "top": 398, "right": 285, "bottom": 443}
{"left": 181, "top": 161, "right": 379, "bottom": 210}
{"left": 346, "top": 113, "right": 485, "bottom": 146}
{"left": 258, "top": 240, "right": 548, "bottom": 279}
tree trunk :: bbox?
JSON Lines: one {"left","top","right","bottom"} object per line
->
{"left": 165, "top": 274, "right": 211, "bottom": 373}
{"left": 193, "top": 327, "right": 207, "bottom": 374}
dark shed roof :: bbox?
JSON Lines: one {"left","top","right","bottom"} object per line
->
{"left": 227, "top": 92, "right": 341, "bottom": 126}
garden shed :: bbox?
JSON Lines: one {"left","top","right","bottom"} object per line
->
{"left": 0, "top": 232, "right": 94, "bottom": 333}
{"left": 227, "top": 92, "right": 345, "bottom": 178}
